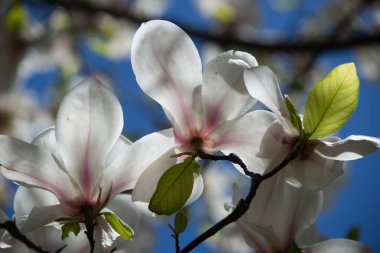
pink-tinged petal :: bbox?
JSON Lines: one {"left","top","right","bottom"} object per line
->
{"left": 236, "top": 172, "right": 322, "bottom": 252}
{"left": 131, "top": 20, "right": 203, "bottom": 134}
{"left": 13, "top": 186, "right": 59, "bottom": 218}
{"left": 303, "top": 239, "right": 375, "bottom": 253}
{"left": 21, "top": 204, "right": 65, "bottom": 233}
{"left": 106, "top": 129, "right": 175, "bottom": 197}
{"left": 55, "top": 77, "right": 123, "bottom": 201}
{"left": 244, "top": 66, "right": 296, "bottom": 136}
{"left": 209, "top": 110, "right": 277, "bottom": 174}
{"left": 0, "top": 136, "right": 77, "bottom": 202}
{"left": 202, "top": 51, "right": 257, "bottom": 132}
{"left": 314, "top": 135, "right": 380, "bottom": 161}
{"left": 288, "top": 150, "right": 344, "bottom": 190}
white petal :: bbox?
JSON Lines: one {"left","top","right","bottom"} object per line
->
{"left": 244, "top": 66, "right": 287, "bottom": 117}
{"left": 132, "top": 148, "right": 177, "bottom": 204}
{"left": 106, "top": 129, "right": 175, "bottom": 197}
{"left": 13, "top": 186, "right": 59, "bottom": 218}
{"left": 209, "top": 110, "right": 277, "bottom": 174}
{"left": 185, "top": 172, "right": 203, "bottom": 206}
{"left": 20, "top": 205, "right": 65, "bottom": 233}
{"left": 32, "top": 127, "right": 63, "bottom": 164}
{"left": 107, "top": 194, "right": 141, "bottom": 231}
{"left": 94, "top": 216, "right": 124, "bottom": 253}
{"left": 0, "top": 136, "right": 77, "bottom": 202}
{"left": 131, "top": 20, "right": 203, "bottom": 134}
{"left": 55, "top": 77, "right": 123, "bottom": 200}
{"left": 288, "top": 151, "right": 344, "bottom": 190}
{"left": 244, "top": 66, "right": 296, "bottom": 136}
{"left": 303, "top": 239, "right": 375, "bottom": 253}
{"left": 202, "top": 51, "right": 257, "bottom": 129}
{"left": 315, "top": 135, "right": 380, "bottom": 161}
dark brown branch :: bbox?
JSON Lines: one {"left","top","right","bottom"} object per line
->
{"left": 41, "top": 0, "right": 380, "bottom": 52}
{"left": 180, "top": 140, "right": 304, "bottom": 252}
{"left": 0, "top": 221, "right": 50, "bottom": 253}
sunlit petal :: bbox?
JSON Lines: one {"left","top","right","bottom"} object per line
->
{"left": 202, "top": 51, "right": 257, "bottom": 130}
{"left": 131, "top": 20, "right": 203, "bottom": 133}
{"left": 55, "top": 77, "right": 123, "bottom": 200}
{"left": 315, "top": 135, "right": 380, "bottom": 161}
{"left": 303, "top": 239, "right": 375, "bottom": 253}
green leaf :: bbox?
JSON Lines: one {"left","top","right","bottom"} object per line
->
{"left": 6, "top": 4, "right": 27, "bottom": 34}
{"left": 303, "top": 63, "right": 359, "bottom": 139}
{"left": 104, "top": 212, "right": 134, "bottom": 240}
{"left": 346, "top": 226, "right": 360, "bottom": 241}
{"left": 174, "top": 209, "right": 188, "bottom": 234}
{"left": 284, "top": 95, "right": 303, "bottom": 136}
{"left": 149, "top": 158, "right": 199, "bottom": 215}
{"left": 61, "top": 222, "right": 80, "bottom": 240}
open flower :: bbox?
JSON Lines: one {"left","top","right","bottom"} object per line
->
{"left": 131, "top": 20, "right": 275, "bottom": 207}
{"left": 244, "top": 65, "right": 380, "bottom": 189}
{"left": 0, "top": 77, "right": 173, "bottom": 250}
{"left": 230, "top": 171, "right": 374, "bottom": 253}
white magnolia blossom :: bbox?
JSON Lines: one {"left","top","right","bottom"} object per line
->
{"left": 0, "top": 77, "right": 172, "bottom": 251}
{"left": 231, "top": 171, "right": 374, "bottom": 253}
{"left": 131, "top": 20, "right": 275, "bottom": 207}
{"left": 244, "top": 66, "right": 380, "bottom": 189}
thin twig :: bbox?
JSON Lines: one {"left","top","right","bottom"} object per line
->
{"left": 168, "top": 224, "right": 180, "bottom": 253}
{"left": 0, "top": 221, "right": 50, "bottom": 253}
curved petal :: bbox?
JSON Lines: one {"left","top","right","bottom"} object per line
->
{"left": 13, "top": 186, "right": 59, "bottom": 218}
{"left": 106, "top": 129, "right": 175, "bottom": 197}
{"left": 94, "top": 216, "right": 124, "bottom": 253}
{"left": 32, "top": 127, "right": 62, "bottom": 163}
{"left": 132, "top": 148, "right": 177, "bottom": 205}
{"left": 314, "top": 135, "right": 380, "bottom": 161}
{"left": 55, "top": 77, "right": 123, "bottom": 200}
{"left": 202, "top": 51, "right": 258, "bottom": 131}
{"left": 209, "top": 110, "right": 277, "bottom": 174}
{"left": 20, "top": 204, "right": 65, "bottom": 233}
{"left": 0, "top": 136, "right": 77, "bottom": 202}
{"left": 131, "top": 20, "right": 203, "bottom": 133}
{"left": 107, "top": 195, "right": 141, "bottom": 231}
{"left": 303, "top": 239, "right": 375, "bottom": 253}
{"left": 244, "top": 66, "right": 296, "bottom": 136}
{"left": 288, "top": 151, "right": 344, "bottom": 190}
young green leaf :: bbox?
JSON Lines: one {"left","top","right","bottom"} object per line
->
{"left": 61, "top": 222, "right": 80, "bottom": 240}
{"left": 104, "top": 212, "right": 134, "bottom": 240}
{"left": 174, "top": 209, "right": 188, "bottom": 234}
{"left": 303, "top": 63, "right": 359, "bottom": 139}
{"left": 284, "top": 95, "right": 303, "bottom": 136}
{"left": 149, "top": 157, "right": 199, "bottom": 215}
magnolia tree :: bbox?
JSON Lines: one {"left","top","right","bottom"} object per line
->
{"left": 0, "top": 20, "right": 379, "bottom": 253}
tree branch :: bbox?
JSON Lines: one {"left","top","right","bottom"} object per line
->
{"left": 0, "top": 220, "right": 50, "bottom": 253}
{"left": 180, "top": 140, "right": 304, "bottom": 253}
{"left": 41, "top": 0, "right": 380, "bottom": 52}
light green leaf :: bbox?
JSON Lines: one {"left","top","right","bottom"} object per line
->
{"left": 149, "top": 158, "right": 199, "bottom": 215}
{"left": 104, "top": 212, "right": 134, "bottom": 240}
{"left": 284, "top": 95, "right": 303, "bottom": 136}
{"left": 174, "top": 209, "right": 188, "bottom": 234}
{"left": 61, "top": 222, "right": 80, "bottom": 240}
{"left": 6, "top": 4, "right": 27, "bottom": 34}
{"left": 303, "top": 63, "right": 359, "bottom": 139}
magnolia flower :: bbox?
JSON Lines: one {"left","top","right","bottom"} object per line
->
{"left": 230, "top": 171, "right": 375, "bottom": 253}
{"left": 244, "top": 66, "right": 380, "bottom": 189}
{"left": 131, "top": 20, "right": 276, "bottom": 207}
{"left": 0, "top": 77, "right": 173, "bottom": 251}
{"left": 231, "top": 171, "right": 323, "bottom": 253}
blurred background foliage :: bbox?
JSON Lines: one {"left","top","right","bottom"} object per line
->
{"left": 1, "top": 0, "right": 380, "bottom": 252}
